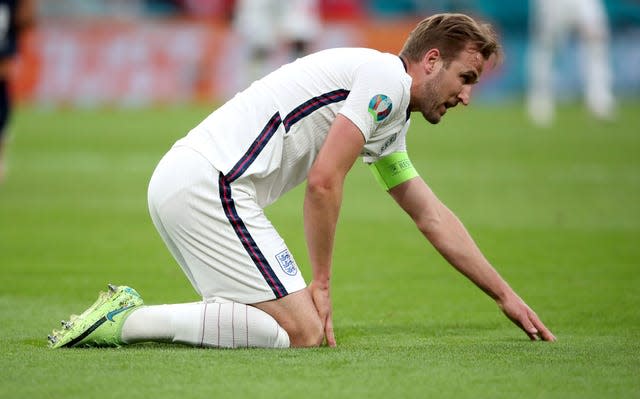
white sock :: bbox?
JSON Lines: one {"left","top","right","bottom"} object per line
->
{"left": 121, "top": 301, "right": 290, "bottom": 348}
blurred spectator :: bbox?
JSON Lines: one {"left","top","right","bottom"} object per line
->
{"left": 527, "top": 0, "right": 615, "bottom": 126}
{"left": 0, "top": 0, "right": 35, "bottom": 183}
{"left": 233, "top": 0, "right": 322, "bottom": 85}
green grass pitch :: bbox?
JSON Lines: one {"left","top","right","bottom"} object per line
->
{"left": 0, "top": 101, "right": 638, "bottom": 398}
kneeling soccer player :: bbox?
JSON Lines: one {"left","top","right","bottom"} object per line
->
{"left": 48, "top": 13, "right": 555, "bottom": 349}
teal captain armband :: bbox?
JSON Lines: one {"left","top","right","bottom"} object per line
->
{"left": 369, "top": 152, "right": 419, "bottom": 190}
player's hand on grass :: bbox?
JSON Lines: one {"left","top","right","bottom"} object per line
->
{"left": 309, "top": 280, "right": 336, "bottom": 347}
{"left": 497, "top": 293, "right": 556, "bottom": 342}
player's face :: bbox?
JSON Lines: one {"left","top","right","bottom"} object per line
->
{"left": 416, "top": 46, "right": 485, "bottom": 124}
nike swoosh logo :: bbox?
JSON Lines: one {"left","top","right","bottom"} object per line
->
{"left": 106, "top": 305, "right": 134, "bottom": 322}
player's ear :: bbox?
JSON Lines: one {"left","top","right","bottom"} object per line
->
{"left": 422, "top": 49, "right": 441, "bottom": 75}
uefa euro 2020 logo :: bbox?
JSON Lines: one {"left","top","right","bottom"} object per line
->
{"left": 368, "top": 94, "right": 393, "bottom": 122}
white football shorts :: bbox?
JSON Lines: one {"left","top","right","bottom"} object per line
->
{"left": 147, "top": 145, "right": 307, "bottom": 304}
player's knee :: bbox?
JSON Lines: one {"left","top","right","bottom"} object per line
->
{"left": 303, "top": 322, "right": 325, "bottom": 347}
{"left": 288, "top": 319, "right": 324, "bottom": 348}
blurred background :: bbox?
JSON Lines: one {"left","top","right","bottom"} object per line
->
{"left": 1, "top": 6, "right": 639, "bottom": 394}
{"left": 11, "top": 0, "right": 640, "bottom": 109}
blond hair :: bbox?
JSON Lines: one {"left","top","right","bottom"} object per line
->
{"left": 400, "top": 13, "right": 501, "bottom": 65}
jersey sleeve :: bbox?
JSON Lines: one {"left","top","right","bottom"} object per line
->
{"left": 338, "top": 58, "right": 407, "bottom": 142}
{"left": 362, "top": 120, "right": 410, "bottom": 164}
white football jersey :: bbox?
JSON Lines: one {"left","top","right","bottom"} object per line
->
{"left": 174, "top": 47, "right": 412, "bottom": 207}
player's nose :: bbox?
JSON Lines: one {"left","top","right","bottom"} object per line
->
{"left": 458, "top": 85, "right": 472, "bottom": 106}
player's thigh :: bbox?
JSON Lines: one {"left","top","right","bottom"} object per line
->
{"left": 148, "top": 146, "right": 307, "bottom": 304}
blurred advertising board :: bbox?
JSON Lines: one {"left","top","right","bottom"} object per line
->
{"left": 12, "top": 18, "right": 414, "bottom": 107}
{"left": 11, "top": 18, "right": 640, "bottom": 107}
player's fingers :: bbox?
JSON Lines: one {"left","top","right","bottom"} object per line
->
{"left": 325, "top": 315, "right": 336, "bottom": 347}
{"left": 539, "top": 328, "right": 556, "bottom": 342}
{"left": 519, "top": 312, "right": 539, "bottom": 341}
{"left": 532, "top": 316, "right": 556, "bottom": 342}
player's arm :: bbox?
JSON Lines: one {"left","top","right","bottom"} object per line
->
{"left": 304, "top": 114, "right": 364, "bottom": 347}
{"left": 372, "top": 153, "right": 555, "bottom": 341}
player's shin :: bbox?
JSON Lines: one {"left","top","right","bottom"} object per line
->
{"left": 122, "top": 301, "right": 290, "bottom": 348}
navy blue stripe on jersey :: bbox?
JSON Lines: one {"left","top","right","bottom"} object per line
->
{"left": 283, "top": 89, "right": 350, "bottom": 132}
{"left": 227, "top": 112, "right": 282, "bottom": 182}
{"left": 216, "top": 90, "right": 350, "bottom": 299}
{"left": 218, "top": 173, "right": 288, "bottom": 299}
